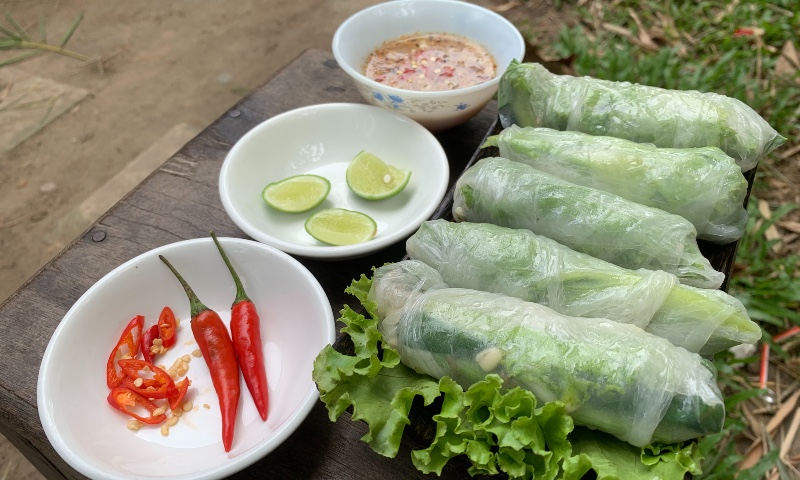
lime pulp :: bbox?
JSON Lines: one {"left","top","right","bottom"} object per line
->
{"left": 261, "top": 174, "right": 330, "bottom": 213}
{"left": 345, "top": 150, "right": 411, "bottom": 201}
{"left": 304, "top": 208, "right": 377, "bottom": 246}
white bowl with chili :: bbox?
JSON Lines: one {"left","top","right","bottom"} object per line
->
{"left": 332, "top": 0, "right": 525, "bottom": 131}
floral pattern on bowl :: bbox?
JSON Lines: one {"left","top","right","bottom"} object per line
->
{"left": 361, "top": 86, "right": 466, "bottom": 114}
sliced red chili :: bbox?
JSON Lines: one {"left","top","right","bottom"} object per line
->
{"left": 140, "top": 324, "right": 160, "bottom": 363}
{"left": 107, "top": 387, "right": 167, "bottom": 425}
{"left": 106, "top": 315, "right": 144, "bottom": 388}
{"left": 119, "top": 359, "right": 178, "bottom": 399}
{"left": 168, "top": 377, "right": 192, "bottom": 411}
{"left": 158, "top": 306, "right": 178, "bottom": 348}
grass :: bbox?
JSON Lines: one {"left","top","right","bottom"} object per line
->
{"left": 0, "top": 13, "right": 88, "bottom": 67}
{"left": 524, "top": 0, "right": 800, "bottom": 477}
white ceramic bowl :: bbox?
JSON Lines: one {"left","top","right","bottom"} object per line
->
{"left": 38, "top": 237, "right": 336, "bottom": 480}
{"left": 219, "top": 103, "right": 449, "bottom": 259}
{"left": 332, "top": 0, "right": 525, "bottom": 131}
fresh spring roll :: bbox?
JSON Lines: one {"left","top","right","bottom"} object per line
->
{"left": 368, "top": 260, "right": 725, "bottom": 448}
{"left": 486, "top": 125, "right": 749, "bottom": 244}
{"left": 406, "top": 220, "right": 761, "bottom": 355}
{"left": 452, "top": 157, "right": 724, "bottom": 289}
{"left": 498, "top": 61, "right": 786, "bottom": 172}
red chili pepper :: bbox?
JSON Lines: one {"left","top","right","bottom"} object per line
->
{"left": 107, "top": 387, "right": 168, "bottom": 424}
{"left": 119, "top": 359, "right": 179, "bottom": 399}
{"left": 169, "top": 377, "right": 192, "bottom": 411}
{"left": 160, "top": 254, "right": 240, "bottom": 452}
{"left": 140, "top": 324, "right": 160, "bottom": 363}
{"left": 211, "top": 232, "right": 269, "bottom": 421}
{"left": 106, "top": 315, "right": 144, "bottom": 388}
{"left": 158, "top": 306, "right": 178, "bottom": 348}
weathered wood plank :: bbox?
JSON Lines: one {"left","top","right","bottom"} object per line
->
{"left": 0, "top": 49, "right": 498, "bottom": 479}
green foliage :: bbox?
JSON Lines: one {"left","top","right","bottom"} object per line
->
{"left": 313, "top": 275, "right": 703, "bottom": 479}
{"left": 0, "top": 12, "right": 88, "bottom": 67}
{"left": 540, "top": 0, "right": 800, "bottom": 476}
{"left": 550, "top": 0, "right": 800, "bottom": 138}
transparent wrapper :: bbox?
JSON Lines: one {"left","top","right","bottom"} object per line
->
{"left": 452, "top": 157, "right": 724, "bottom": 289}
{"left": 487, "top": 126, "right": 749, "bottom": 244}
{"left": 498, "top": 61, "right": 786, "bottom": 172}
{"left": 368, "top": 261, "right": 725, "bottom": 448}
{"left": 407, "top": 220, "right": 760, "bottom": 355}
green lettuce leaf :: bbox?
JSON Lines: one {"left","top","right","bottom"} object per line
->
{"left": 312, "top": 303, "right": 440, "bottom": 457}
{"left": 413, "top": 375, "right": 574, "bottom": 479}
{"left": 563, "top": 428, "right": 702, "bottom": 480}
{"left": 312, "top": 273, "right": 705, "bottom": 479}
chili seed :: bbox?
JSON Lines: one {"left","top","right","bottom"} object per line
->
{"left": 152, "top": 407, "right": 166, "bottom": 416}
{"left": 160, "top": 424, "right": 170, "bottom": 436}
{"left": 126, "top": 420, "right": 142, "bottom": 431}
{"left": 153, "top": 338, "right": 163, "bottom": 346}
{"left": 192, "top": 349, "right": 202, "bottom": 357}
{"left": 133, "top": 378, "right": 144, "bottom": 388}
{"left": 172, "top": 408, "right": 183, "bottom": 417}
{"left": 203, "top": 404, "right": 211, "bottom": 409}
{"left": 181, "top": 354, "right": 191, "bottom": 363}
{"left": 167, "top": 416, "right": 179, "bottom": 427}
{"left": 182, "top": 401, "right": 193, "bottom": 412}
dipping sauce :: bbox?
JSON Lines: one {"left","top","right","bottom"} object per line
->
{"left": 363, "top": 33, "right": 496, "bottom": 92}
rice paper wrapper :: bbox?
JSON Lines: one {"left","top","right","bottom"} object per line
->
{"left": 369, "top": 260, "right": 725, "bottom": 448}
{"left": 407, "top": 220, "right": 760, "bottom": 354}
{"left": 488, "top": 125, "right": 749, "bottom": 244}
{"left": 498, "top": 61, "right": 786, "bottom": 172}
{"left": 452, "top": 157, "right": 724, "bottom": 289}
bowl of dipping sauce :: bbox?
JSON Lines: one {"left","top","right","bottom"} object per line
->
{"left": 332, "top": 0, "right": 525, "bottom": 131}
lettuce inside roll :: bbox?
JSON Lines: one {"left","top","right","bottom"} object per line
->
{"left": 452, "top": 157, "right": 724, "bottom": 289}
{"left": 368, "top": 261, "right": 725, "bottom": 448}
{"left": 406, "top": 220, "right": 760, "bottom": 355}
{"left": 486, "top": 126, "right": 749, "bottom": 244}
{"left": 498, "top": 61, "right": 785, "bottom": 172}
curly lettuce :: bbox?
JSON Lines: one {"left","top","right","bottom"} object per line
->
{"left": 311, "top": 274, "right": 703, "bottom": 479}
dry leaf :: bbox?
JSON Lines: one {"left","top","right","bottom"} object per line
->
{"left": 759, "top": 200, "right": 783, "bottom": 253}
{"left": 627, "top": 9, "right": 659, "bottom": 51}
{"left": 602, "top": 22, "right": 659, "bottom": 51}
{"left": 768, "top": 390, "right": 800, "bottom": 434}
{"left": 603, "top": 22, "right": 634, "bottom": 38}
{"left": 713, "top": 0, "right": 740, "bottom": 23}
{"left": 759, "top": 199, "right": 773, "bottom": 219}
{"left": 781, "top": 41, "right": 800, "bottom": 68}
{"left": 780, "top": 408, "right": 800, "bottom": 461}
{"left": 779, "top": 221, "right": 800, "bottom": 235}
{"left": 490, "top": 0, "right": 520, "bottom": 13}
{"left": 783, "top": 233, "right": 799, "bottom": 245}
{"left": 776, "top": 42, "right": 800, "bottom": 80}
{"left": 768, "top": 176, "right": 788, "bottom": 190}
{"left": 779, "top": 143, "right": 800, "bottom": 160}
{"left": 740, "top": 443, "right": 765, "bottom": 471}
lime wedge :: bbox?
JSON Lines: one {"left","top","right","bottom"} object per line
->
{"left": 262, "top": 174, "right": 330, "bottom": 213}
{"left": 305, "top": 208, "right": 377, "bottom": 246}
{"left": 345, "top": 150, "right": 411, "bottom": 200}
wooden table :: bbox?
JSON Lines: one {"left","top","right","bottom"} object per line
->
{"left": 0, "top": 49, "right": 500, "bottom": 479}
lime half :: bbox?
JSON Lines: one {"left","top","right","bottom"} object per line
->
{"left": 262, "top": 174, "right": 331, "bottom": 213}
{"left": 345, "top": 150, "right": 411, "bottom": 200}
{"left": 305, "top": 208, "right": 377, "bottom": 246}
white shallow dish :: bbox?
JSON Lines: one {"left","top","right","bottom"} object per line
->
{"left": 219, "top": 102, "right": 449, "bottom": 259}
{"left": 37, "top": 237, "right": 335, "bottom": 480}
